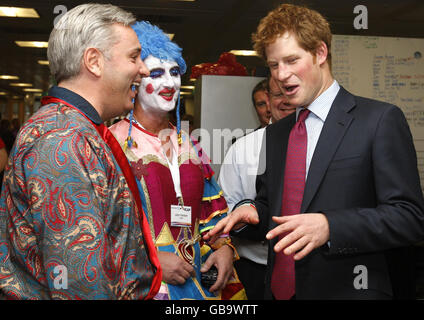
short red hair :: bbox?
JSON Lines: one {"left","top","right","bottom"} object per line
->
{"left": 252, "top": 4, "right": 332, "bottom": 68}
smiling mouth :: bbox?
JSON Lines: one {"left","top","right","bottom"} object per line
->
{"left": 280, "top": 107, "right": 296, "bottom": 112}
{"left": 159, "top": 89, "right": 176, "bottom": 101}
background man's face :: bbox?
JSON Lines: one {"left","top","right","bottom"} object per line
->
{"left": 269, "top": 77, "right": 296, "bottom": 122}
{"left": 253, "top": 89, "right": 271, "bottom": 127}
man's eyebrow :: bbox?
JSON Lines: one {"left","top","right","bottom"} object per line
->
{"left": 130, "top": 47, "right": 141, "bottom": 54}
{"left": 267, "top": 54, "right": 298, "bottom": 63}
{"left": 284, "top": 54, "right": 299, "bottom": 60}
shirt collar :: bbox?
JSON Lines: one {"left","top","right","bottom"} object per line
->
{"left": 296, "top": 80, "right": 340, "bottom": 122}
{"left": 47, "top": 86, "right": 103, "bottom": 125}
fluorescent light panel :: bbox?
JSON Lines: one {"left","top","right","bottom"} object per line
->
{"left": 180, "top": 86, "right": 195, "bottom": 90}
{"left": 10, "top": 83, "right": 32, "bottom": 87}
{"left": 15, "top": 41, "right": 48, "bottom": 48}
{"left": 229, "top": 50, "right": 258, "bottom": 57}
{"left": 0, "top": 7, "right": 39, "bottom": 18}
{"left": 23, "top": 88, "right": 43, "bottom": 92}
{"left": 38, "top": 60, "right": 49, "bottom": 65}
{"left": 0, "top": 75, "right": 19, "bottom": 80}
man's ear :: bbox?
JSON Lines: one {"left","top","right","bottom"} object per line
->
{"left": 83, "top": 47, "right": 103, "bottom": 77}
{"left": 315, "top": 41, "right": 329, "bottom": 66}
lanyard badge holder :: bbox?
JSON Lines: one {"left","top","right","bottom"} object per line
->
{"left": 167, "top": 146, "right": 192, "bottom": 229}
{"left": 165, "top": 141, "right": 199, "bottom": 268}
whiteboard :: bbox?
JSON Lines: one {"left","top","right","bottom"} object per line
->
{"left": 332, "top": 34, "right": 424, "bottom": 191}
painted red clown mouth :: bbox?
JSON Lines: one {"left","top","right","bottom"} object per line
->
{"left": 159, "top": 88, "right": 176, "bottom": 101}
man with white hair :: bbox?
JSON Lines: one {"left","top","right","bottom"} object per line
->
{"left": 0, "top": 3, "right": 161, "bottom": 299}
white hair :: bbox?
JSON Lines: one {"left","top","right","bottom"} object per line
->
{"left": 47, "top": 3, "right": 136, "bottom": 83}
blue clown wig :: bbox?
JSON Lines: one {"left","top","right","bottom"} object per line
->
{"left": 132, "top": 21, "right": 186, "bottom": 74}
{"left": 125, "top": 21, "right": 187, "bottom": 150}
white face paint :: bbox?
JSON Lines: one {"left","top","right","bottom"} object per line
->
{"left": 138, "top": 55, "right": 181, "bottom": 113}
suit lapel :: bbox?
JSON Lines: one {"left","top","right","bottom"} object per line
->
{"left": 301, "top": 87, "right": 356, "bottom": 212}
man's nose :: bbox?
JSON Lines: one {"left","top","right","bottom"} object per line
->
{"left": 138, "top": 58, "right": 150, "bottom": 77}
{"left": 276, "top": 64, "right": 291, "bottom": 82}
{"left": 162, "top": 72, "right": 176, "bottom": 88}
{"left": 266, "top": 101, "right": 271, "bottom": 114}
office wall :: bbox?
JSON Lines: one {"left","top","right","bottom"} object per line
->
{"left": 194, "top": 75, "right": 265, "bottom": 175}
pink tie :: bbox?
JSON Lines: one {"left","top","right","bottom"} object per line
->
{"left": 271, "top": 109, "right": 310, "bottom": 300}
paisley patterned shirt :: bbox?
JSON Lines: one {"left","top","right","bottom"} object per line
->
{"left": 0, "top": 87, "right": 160, "bottom": 300}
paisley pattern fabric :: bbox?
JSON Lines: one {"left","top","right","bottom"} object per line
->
{"left": 110, "top": 119, "right": 246, "bottom": 300}
{"left": 0, "top": 94, "right": 160, "bottom": 299}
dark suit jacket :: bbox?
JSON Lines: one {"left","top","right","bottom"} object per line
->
{"left": 236, "top": 87, "right": 424, "bottom": 299}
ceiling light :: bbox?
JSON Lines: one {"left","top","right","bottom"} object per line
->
{"left": 229, "top": 50, "right": 259, "bottom": 57}
{"left": 23, "top": 88, "right": 43, "bottom": 92}
{"left": 38, "top": 60, "right": 49, "bottom": 65}
{"left": 0, "top": 7, "right": 39, "bottom": 18}
{"left": 181, "top": 86, "right": 195, "bottom": 90}
{"left": 0, "top": 75, "right": 19, "bottom": 80}
{"left": 10, "top": 83, "right": 32, "bottom": 87}
{"left": 0, "top": 92, "right": 8, "bottom": 96}
{"left": 180, "top": 91, "right": 193, "bottom": 96}
{"left": 15, "top": 41, "right": 48, "bottom": 48}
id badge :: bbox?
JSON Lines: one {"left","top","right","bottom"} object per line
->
{"left": 171, "top": 205, "right": 192, "bottom": 227}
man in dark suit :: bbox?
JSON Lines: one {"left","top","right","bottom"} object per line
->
{"left": 205, "top": 4, "right": 424, "bottom": 299}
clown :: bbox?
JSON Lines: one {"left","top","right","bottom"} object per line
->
{"left": 109, "top": 21, "right": 246, "bottom": 300}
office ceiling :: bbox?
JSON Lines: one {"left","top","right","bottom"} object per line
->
{"left": 0, "top": 0, "right": 423, "bottom": 97}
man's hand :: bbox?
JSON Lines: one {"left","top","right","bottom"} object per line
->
{"left": 266, "top": 213, "right": 330, "bottom": 260}
{"left": 200, "top": 245, "right": 234, "bottom": 293}
{"left": 157, "top": 251, "right": 195, "bottom": 285}
{"left": 203, "top": 204, "right": 260, "bottom": 243}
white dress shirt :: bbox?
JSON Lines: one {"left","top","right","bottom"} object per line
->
{"left": 300, "top": 80, "right": 340, "bottom": 178}
{"left": 218, "top": 128, "right": 268, "bottom": 265}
